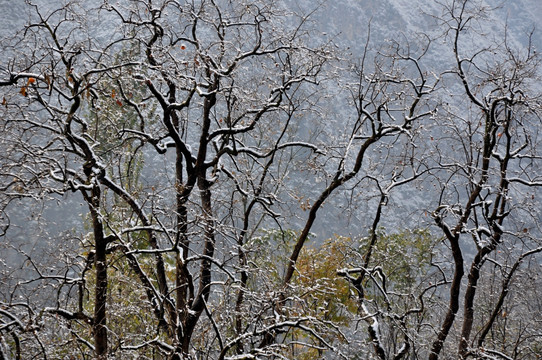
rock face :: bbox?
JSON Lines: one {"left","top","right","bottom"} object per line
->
{"left": 2, "top": 0, "right": 539, "bottom": 51}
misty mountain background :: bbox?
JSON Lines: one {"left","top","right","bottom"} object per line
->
{"left": 0, "top": 0, "right": 540, "bottom": 258}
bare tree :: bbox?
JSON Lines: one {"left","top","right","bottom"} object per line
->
{"left": 427, "top": 1, "right": 542, "bottom": 359}
{"left": 1, "top": 0, "right": 337, "bottom": 358}
{"left": 322, "top": 1, "right": 542, "bottom": 359}
{"left": 1, "top": 0, "right": 541, "bottom": 360}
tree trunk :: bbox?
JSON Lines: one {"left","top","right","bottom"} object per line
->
{"left": 429, "top": 234, "right": 463, "bottom": 360}
{"left": 89, "top": 188, "right": 108, "bottom": 359}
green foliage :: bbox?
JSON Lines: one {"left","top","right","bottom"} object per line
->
{"left": 362, "top": 228, "right": 434, "bottom": 293}
{"left": 246, "top": 228, "right": 435, "bottom": 358}
{"left": 291, "top": 229, "right": 435, "bottom": 358}
{"left": 249, "top": 228, "right": 300, "bottom": 283}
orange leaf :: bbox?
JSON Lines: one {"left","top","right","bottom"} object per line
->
{"left": 20, "top": 86, "right": 27, "bottom": 97}
{"left": 497, "top": 132, "right": 502, "bottom": 137}
{"left": 111, "top": 89, "right": 116, "bottom": 98}
{"left": 180, "top": 45, "right": 186, "bottom": 50}
{"left": 45, "top": 74, "right": 52, "bottom": 90}
{"left": 27, "top": 77, "right": 36, "bottom": 84}
{"left": 116, "top": 99, "right": 123, "bottom": 107}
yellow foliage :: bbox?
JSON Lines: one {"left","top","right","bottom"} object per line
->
{"left": 295, "top": 236, "right": 357, "bottom": 323}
